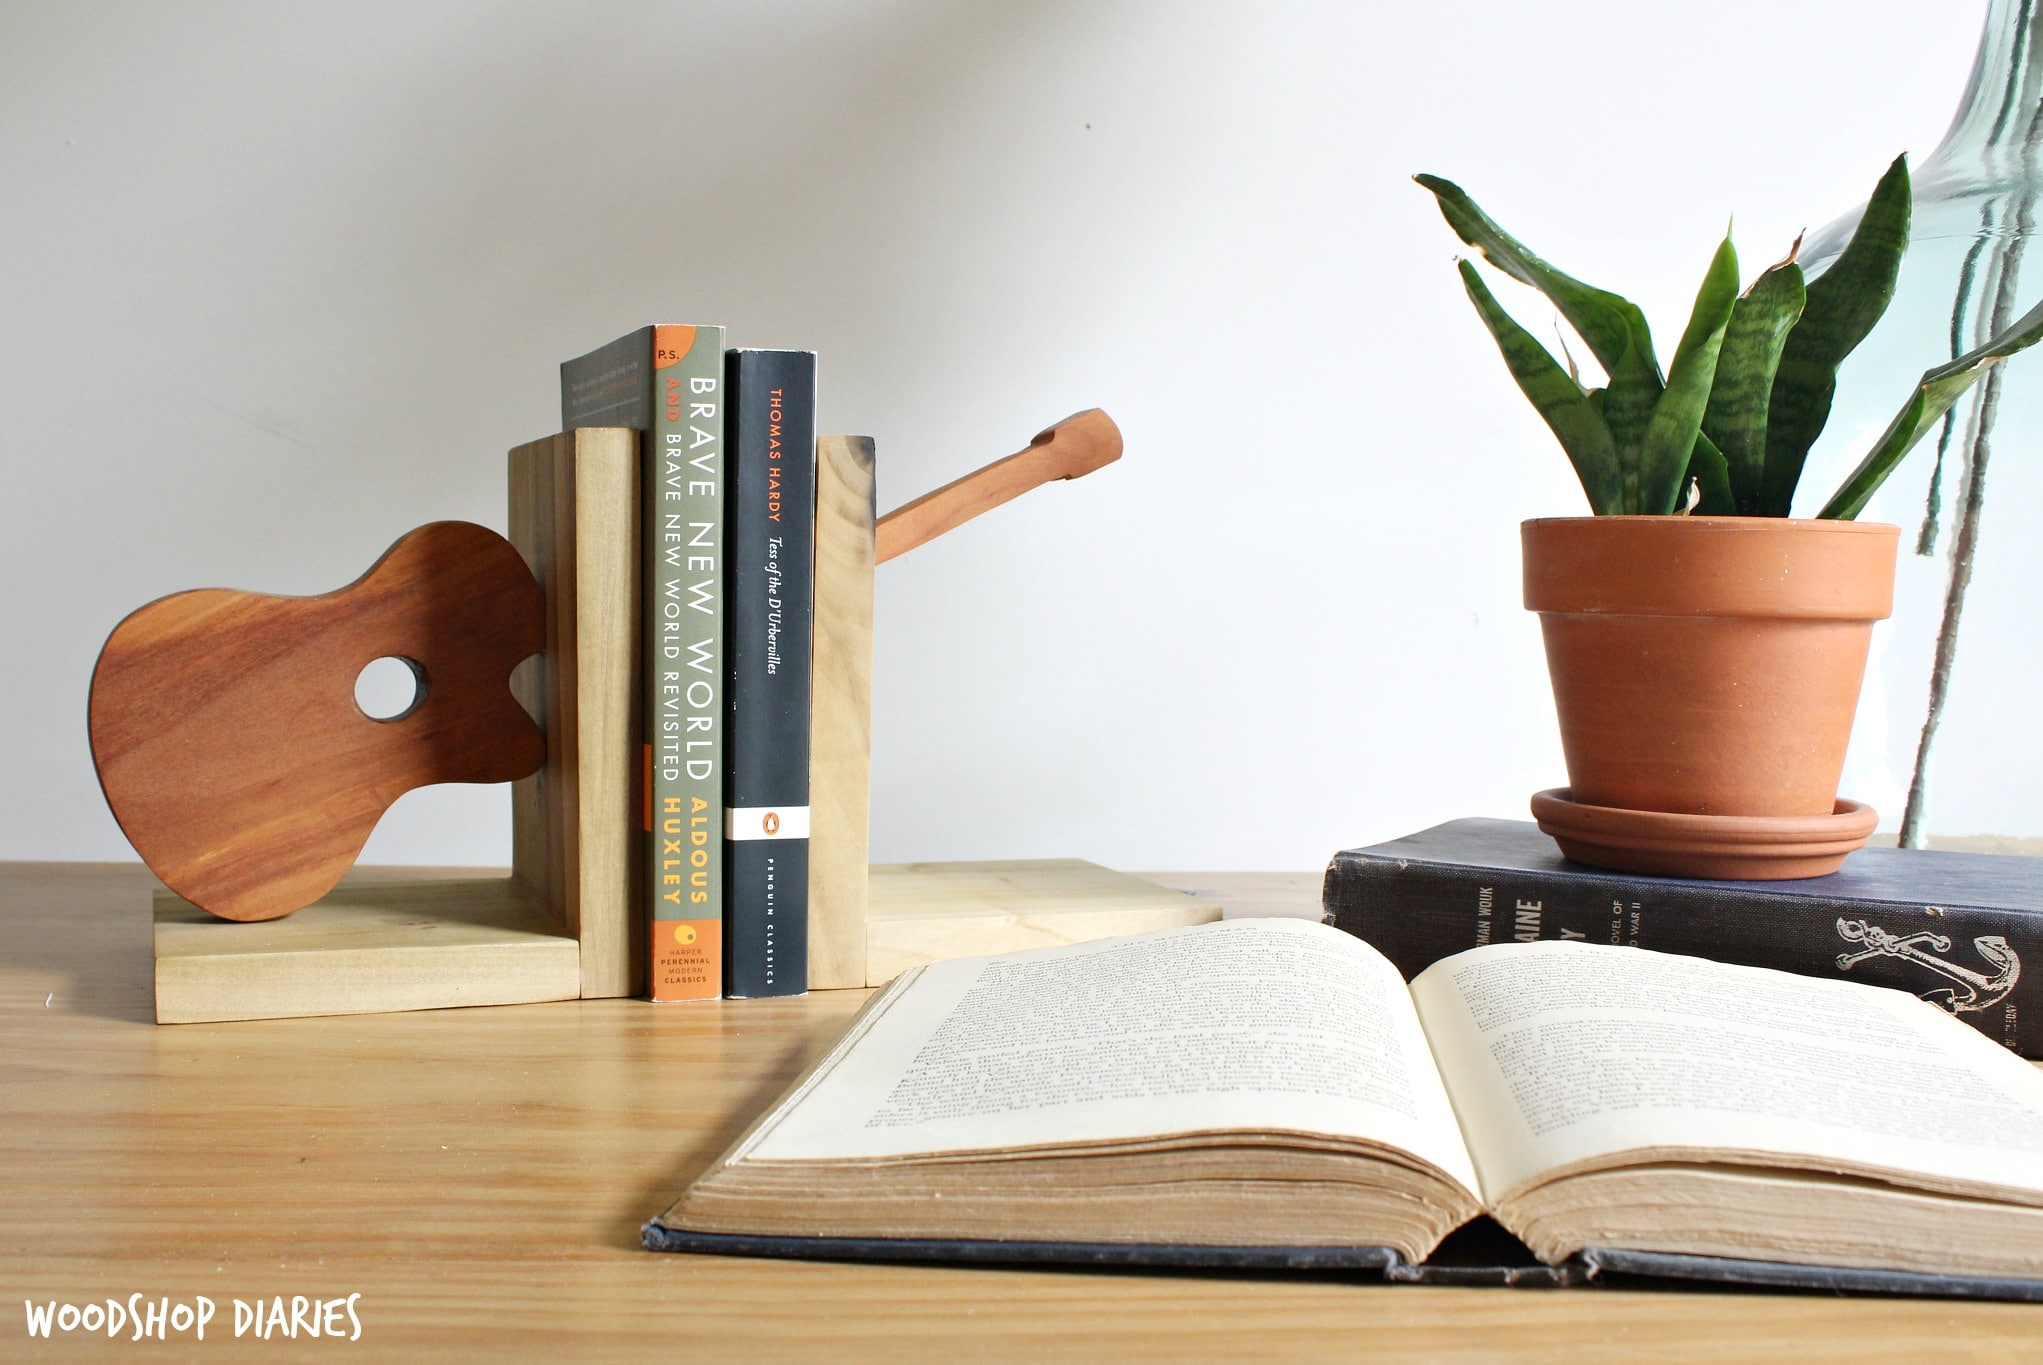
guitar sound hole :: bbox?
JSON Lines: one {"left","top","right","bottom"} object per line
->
{"left": 355, "top": 656, "right": 428, "bottom": 722}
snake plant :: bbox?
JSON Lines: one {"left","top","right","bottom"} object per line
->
{"left": 1419, "top": 157, "right": 2043, "bottom": 517}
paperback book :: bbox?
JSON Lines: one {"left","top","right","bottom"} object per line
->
{"left": 562, "top": 324, "right": 727, "bottom": 1001}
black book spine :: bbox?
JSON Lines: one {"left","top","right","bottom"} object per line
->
{"left": 1323, "top": 851, "right": 2036, "bottom": 1057}
{"left": 722, "top": 350, "right": 817, "bottom": 997}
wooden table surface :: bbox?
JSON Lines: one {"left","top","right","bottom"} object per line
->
{"left": 5, "top": 863, "right": 2040, "bottom": 1362}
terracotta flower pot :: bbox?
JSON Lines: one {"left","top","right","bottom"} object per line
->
{"left": 1521, "top": 516, "right": 1899, "bottom": 879}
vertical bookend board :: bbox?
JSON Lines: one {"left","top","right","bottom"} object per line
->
{"left": 151, "top": 429, "right": 640, "bottom": 1023}
{"left": 807, "top": 435, "right": 877, "bottom": 990}
{"left": 507, "top": 427, "right": 641, "bottom": 998}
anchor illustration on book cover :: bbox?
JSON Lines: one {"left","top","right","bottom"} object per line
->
{"left": 1834, "top": 918, "right": 2021, "bottom": 1013}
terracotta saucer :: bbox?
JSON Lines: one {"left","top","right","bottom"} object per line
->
{"left": 1529, "top": 788, "right": 1879, "bottom": 880}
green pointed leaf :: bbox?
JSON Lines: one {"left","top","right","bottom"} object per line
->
{"left": 1820, "top": 292, "right": 2043, "bottom": 519}
{"left": 1455, "top": 259, "right": 1623, "bottom": 513}
{"left": 1764, "top": 154, "right": 1911, "bottom": 513}
{"left": 1640, "top": 235, "right": 1740, "bottom": 514}
{"left": 1703, "top": 255, "right": 1806, "bottom": 512}
{"left": 1600, "top": 331, "right": 1662, "bottom": 513}
{"left": 1417, "top": 174, "right": 1656, "bottom": 378}
{"left": 1684, "top": 431, "right": 1738, "bottom": 514}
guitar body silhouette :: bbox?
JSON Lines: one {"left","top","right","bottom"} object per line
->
{"left": 89, "top": 522, "right": 545, "bottom": 922}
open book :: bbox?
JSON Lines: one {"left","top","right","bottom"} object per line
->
{"left": 646, "top": 920, "right": 2043, "bottom": 1297}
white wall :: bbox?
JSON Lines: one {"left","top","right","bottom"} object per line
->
{"left": 4, "top": 0, "right": 2010, "bottom": 871}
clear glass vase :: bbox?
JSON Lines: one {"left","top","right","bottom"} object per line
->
{"left": 1798, "top": 0, "right": 2043, "bottom": 844}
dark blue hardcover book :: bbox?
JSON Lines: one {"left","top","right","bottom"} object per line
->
{"left": 1323, "top": 818, "right": 2037, "bottom": 1057}
{"left": 722, "top": 349, "right": 817, "bottom": 998}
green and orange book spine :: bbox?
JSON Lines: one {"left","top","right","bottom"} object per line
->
{"left": 562, "top": 324, "right": 727, "bottom": 1000}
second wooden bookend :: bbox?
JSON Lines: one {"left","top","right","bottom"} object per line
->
{"left": 805, "top": 412, "right": 1221, "bottom": 989}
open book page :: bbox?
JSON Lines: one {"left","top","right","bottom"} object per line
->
{"left": 740, "top": 919, "right": 1480, "bottom": 1195}
{"left": 1410, "top": 940, "right": 2043, "bottom": 1206}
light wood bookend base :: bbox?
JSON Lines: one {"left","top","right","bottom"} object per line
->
{"left": 863, "top": 860, "right": 1222, "bottom": 987}
{"left": 153, "top": 870, "right": 581, "bottom": 1023}
{"left": 155, "top": 859, "right": 1216, "bottom": 1018}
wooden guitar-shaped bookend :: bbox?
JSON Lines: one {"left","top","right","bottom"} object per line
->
{"left": 90, "top": 521, "right": 545, "bottom": 923}
{"left": 807, "top": 408, "right": 1124, "bottom": 990}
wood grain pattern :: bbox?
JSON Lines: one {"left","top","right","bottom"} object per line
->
{"left": 9, "top": 862, "right": 2041, "bottom": 1360}
{"left": 89, "top": 522, "right": 545, "bottom": 923}
{"left": 874, "top": 408, "right": 1121, "bottom": 564}
{"left": 809, "top": 435, "right": 876, "bottom": 990}
{"left": 508, "top": 429, "right": 641, "bottom": 998}
{"left": 144, "top": 435, "right": 638, "bottom": 1022}
{"left": 153, "top": 869, "right": 580, "bottom": 1023}
{"left": 1146, "top": 869, "right": 1328, "bottom": 921}
{"left": 865, "top": 859, "right": 1221, "bottom": 985}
